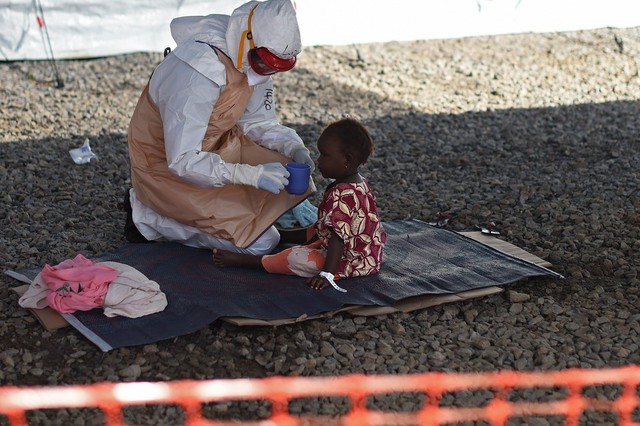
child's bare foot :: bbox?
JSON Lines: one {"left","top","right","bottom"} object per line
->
{"left": 212, "top": 249, "right": 264, "bottom": 269}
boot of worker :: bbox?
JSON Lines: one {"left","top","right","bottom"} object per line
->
{"left": 122, "top": 189, "right": 151, "bottom": 243}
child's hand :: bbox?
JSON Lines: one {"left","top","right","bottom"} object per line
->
{"left": 307, "top": 275, "right": 330, "bottom": 290}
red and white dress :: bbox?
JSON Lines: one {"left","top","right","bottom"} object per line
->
{"left": 262, "top": 178, "right": 387, "bottom": 280}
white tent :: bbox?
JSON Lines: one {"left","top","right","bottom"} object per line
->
{"left": 2, "top": 0, "right": 640, "bottom": 61}
{"left": 0, "top": 0, "right": 241, "bottom": 60}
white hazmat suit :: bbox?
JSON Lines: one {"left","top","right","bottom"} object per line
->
{"left": 126, "top": 0, "right": 315, "bottom": 255}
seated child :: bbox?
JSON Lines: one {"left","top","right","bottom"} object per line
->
{"left": 213, "top": 118, "right": 387, "bottom": 291}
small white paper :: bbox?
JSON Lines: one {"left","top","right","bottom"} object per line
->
{"left": 69, "top": 139, "right": 97, "bottom": 165}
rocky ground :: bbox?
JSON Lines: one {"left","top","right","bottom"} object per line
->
{"left": 1, "top": 26, "right": 639, "bottom": 425}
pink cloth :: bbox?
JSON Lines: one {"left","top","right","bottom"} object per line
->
{"left": 42, "top": 254, "right": 118, "bottom": 314}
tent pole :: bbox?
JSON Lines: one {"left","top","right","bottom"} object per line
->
{"left": 33, "top": 0, "right": 64, "bottom": 88}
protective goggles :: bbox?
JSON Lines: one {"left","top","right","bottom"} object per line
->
{"left": 237, "top": 4, "right": 297, "bottom": 75}
{"left": 248, "top": 47, "right": 296, "bottom": 75}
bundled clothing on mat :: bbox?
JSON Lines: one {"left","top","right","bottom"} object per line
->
{"left": 18, "top": 254, "right": 167, "bottom": 318}
{"left": 262, "top": 178, "right": 387, "bottom": 279}
{"left": 275, "top": 199, "right": 318, "bottom": 229}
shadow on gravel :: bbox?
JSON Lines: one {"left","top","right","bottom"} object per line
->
{"left": 0, "top": 74, "right": 639, "bottom": 415}
{"left": 361, "top": 100, "right": 640, "bottom": 282}
{"left": 1, "top": 102, "right": 639, "bottom": 280}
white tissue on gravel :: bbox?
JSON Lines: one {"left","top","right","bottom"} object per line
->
{"left": 1, "top": 27, "right": 639, "bottom": 424}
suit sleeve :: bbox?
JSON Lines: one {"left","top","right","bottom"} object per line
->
{"left": 149, "top": 54, "right": 234, "bottom": 187}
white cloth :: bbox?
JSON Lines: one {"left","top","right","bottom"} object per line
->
{"left": 18, "top": 261, "right": 168, "bottom": 319}
{"left": 133, "top": 1, "right": 306, "bottom": 251}
{"left": 131, "top": 189, "right": 280, "bottom": 254}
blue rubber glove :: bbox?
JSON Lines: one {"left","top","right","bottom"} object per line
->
{"left": 292, "top": 147, "right": 315, "bottom": 172}
{"left": 256, "top": 163, "right": 290, "bottom": 194}
{"left": 230, "top": 162, "right": 289, "bottom": 194}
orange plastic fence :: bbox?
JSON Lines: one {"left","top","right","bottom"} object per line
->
{"left": 1, "top": 365, "right": 639, "bottom": 425}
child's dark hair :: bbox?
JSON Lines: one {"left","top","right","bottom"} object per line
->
{"left": 318, "top": 118, "right": 374, "bottom": 165}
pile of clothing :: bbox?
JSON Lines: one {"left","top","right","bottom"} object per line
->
{"left": 19, "top": 254, "right": 167, "bottom": 318}
{"left": 275, "top": 200, "right": 317, "bottom": 229}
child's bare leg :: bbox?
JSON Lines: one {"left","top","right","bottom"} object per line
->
{"left": 212, "top": 249, "right": 265, "bottom": 269}
{"left": 278, "top": 227, "right": 310, "bottom": 244}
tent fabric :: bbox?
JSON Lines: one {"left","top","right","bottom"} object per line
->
{"left": 0, "top": 0, "right": 236, "bottom": 61}
{"left": 3, "top": 1, "right": 640, "bottom": 61}
{"left": 6, "top": 220, "right": 562, "bottom": 352}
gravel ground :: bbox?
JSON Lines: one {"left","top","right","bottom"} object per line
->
{"left": 1, "top": 27, "right": 640, "bottom": 425}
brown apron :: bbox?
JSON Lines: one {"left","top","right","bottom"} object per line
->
{"left": 127, "top": 49, "right": 313, "bottom": 248}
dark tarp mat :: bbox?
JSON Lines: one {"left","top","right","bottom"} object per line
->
{"left": 5, "top": 220, "right": 563, "bottom": 351}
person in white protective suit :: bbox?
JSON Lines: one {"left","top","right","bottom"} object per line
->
{"left": 124, "top": 0, "right": 316, "bottom": 255}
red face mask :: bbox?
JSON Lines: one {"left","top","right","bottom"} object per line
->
{"left": 248, "top": 47, "right": 296, "bottom": 75}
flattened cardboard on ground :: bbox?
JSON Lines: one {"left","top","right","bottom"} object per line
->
{"left": 10, "top": 285, "right": 69, "bottom": 330}
{"left": 11, "top": 232, "right": 552, "bottom": 330}
{"left": 223, "top": 287, "right": 503, "bottom": 326}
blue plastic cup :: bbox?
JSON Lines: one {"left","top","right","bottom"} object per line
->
{"left": 285, "top": 162, "right": 311, "bottom": 195}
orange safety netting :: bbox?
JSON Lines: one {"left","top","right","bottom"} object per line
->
{"left": 1, "top": 365, "right": 639, "bottom": 425}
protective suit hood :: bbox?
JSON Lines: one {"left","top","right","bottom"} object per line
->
{"left": 226, "top": 0, "right": 302, "bottom": 72}
{"left": 170, "top": 14, "right": 230, "bottom": 54}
